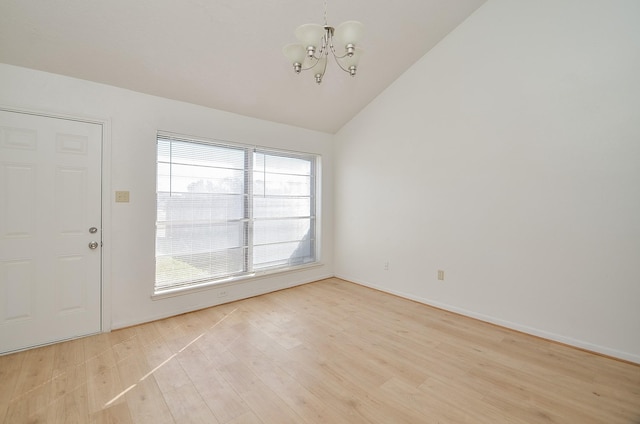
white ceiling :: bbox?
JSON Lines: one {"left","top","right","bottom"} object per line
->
{"left": 0, "top": 0, "right": 486, "bottom": 133}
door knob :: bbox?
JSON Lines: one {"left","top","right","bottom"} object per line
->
{"left": 88, "top": 241, "right": 99, "bottom": 249}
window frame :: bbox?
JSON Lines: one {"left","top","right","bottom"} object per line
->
{"left": 154, "top": 131, "right": 321, "bottom": 297}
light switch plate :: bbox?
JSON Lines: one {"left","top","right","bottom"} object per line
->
{"left": 115, "top": 191, "right": 130, "bottom": 203}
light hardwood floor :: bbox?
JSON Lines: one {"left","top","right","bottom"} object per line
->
{"left": 1, "top": 278, "right": 639, "bottom": 423}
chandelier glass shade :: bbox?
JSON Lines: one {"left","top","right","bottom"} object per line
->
{"left": 283, "top": 19, "right": 364, "bottom": 84}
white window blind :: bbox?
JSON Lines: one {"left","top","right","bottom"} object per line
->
{"left": 155, "top": 133, "right": 317, "bottom": 292}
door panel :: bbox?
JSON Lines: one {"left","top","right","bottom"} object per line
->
{"left": 2, "top": 259, "right": 35, "bottom": 322}
{"left": 2, "top": 163, "right": 36, "bottom": 238}
{"left": 0, "top": 110, "right": 102, "bottom": 354}
{"left": 57, "top": 166, "right": 87, "bottom": 234}
{"left": 56, "top": 255, "right": 86, "bottom": 314}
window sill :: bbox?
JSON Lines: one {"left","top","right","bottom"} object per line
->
{"left": 151, "top": 262, "right": 324, "bottom": 301}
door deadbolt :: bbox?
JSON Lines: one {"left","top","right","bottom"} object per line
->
{"left": 89, "top": 227, "right": 98, "bottom": 233}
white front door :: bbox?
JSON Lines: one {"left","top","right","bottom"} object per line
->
{"left": 0, "top": 110, "right": 102, "bottom": 354}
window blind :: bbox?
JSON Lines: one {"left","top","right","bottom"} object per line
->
{"left": 155, "top": 134, "right": 317, "bottom": 292}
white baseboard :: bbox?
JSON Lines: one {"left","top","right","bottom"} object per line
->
{"left": 111, "top": 272, "right": 333, "bottom": 331}
{"left": 336, "top": 273, "right": 640, "bottom": 365}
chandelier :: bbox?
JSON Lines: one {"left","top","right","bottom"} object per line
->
{"left": 282, "top": 2, "right": 364, "bottom": 84}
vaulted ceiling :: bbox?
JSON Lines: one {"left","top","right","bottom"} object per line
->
{"left": 0, "top": 0, "right": 486, "bottom": 133}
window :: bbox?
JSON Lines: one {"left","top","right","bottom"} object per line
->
{"left": 155, "top": 133, "right": 318, "bottom": 293}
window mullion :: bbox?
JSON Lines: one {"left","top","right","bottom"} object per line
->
{"left": 309, "top": 156, "right": 317, "bottom": 261}
{"left": 169, "top": 139, "right": 173, "bottom": 197}
{"left": 245, "top": 147, "right": 254, "bottom": 273}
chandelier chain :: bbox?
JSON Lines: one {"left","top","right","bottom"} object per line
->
{"left": 323, "top": 0, "right": 328, "bottom": 26}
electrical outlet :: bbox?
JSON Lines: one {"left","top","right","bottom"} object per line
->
{"left": 384, "top": 261, "right": 389, "bottom": 271}
{"left": 437, "top": 270, "right": 445, "bottom": 281}
{"left": 218, "top": 290, "right": 228, "bottom": 298}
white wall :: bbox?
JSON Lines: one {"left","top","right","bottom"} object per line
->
{"left": 0, "top": 63, "right": 334, "bottom": 330}
{"left": 334, "top": 0, "right": 640, "bottom": 363}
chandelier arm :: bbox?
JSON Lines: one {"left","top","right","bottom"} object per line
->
{"left": 329, "top": 43, "right": 352, "bottom": 60}
{"left": 319, "top": 29, "right": 331, "bottom": 56}
{"left": 299, "top": 41, "right": 328, "bottom": 72}
{"left": 329, "top": 42, "right": 351, "bottom": 73}
{"left": 326, "top": 31, "right": 352, "bottom": 74}
{"left": 299, "top": 31, "right": 330, "bottom": 72}
{"left": 300, "top": 55, "right": 322, "bottom": 71}
{"left": 329, "top": 48, "right": 353, "bottom": 74}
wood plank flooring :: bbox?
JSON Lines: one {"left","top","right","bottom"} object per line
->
{"left": 1, "top": 278, "right": 639, "bottom": 423}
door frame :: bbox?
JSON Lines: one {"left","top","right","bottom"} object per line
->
{"left": 0, "top": 105, "right": 112, "bottom": 336}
